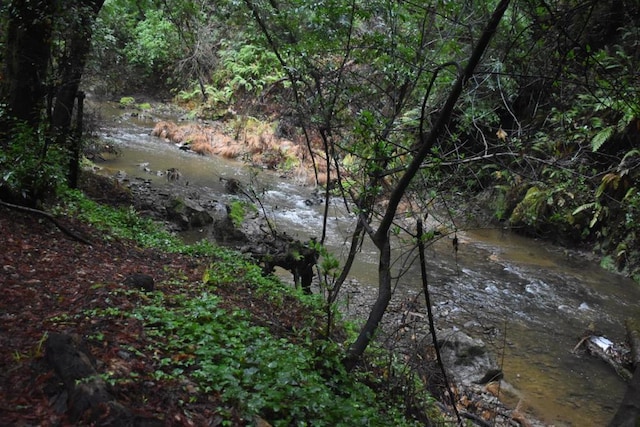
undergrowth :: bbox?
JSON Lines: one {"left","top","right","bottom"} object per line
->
{"left": 131, "top": 290, "right": 393, "bottom": 426}
{"left": 54, "top": 189, "right": 438, "bottom": 426}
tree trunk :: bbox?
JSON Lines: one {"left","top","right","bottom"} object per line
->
{"left": 0, "top": 0, "right": 55, "bottom": 135}
{"left": 627, "top": 318, "right": 640, "bottom": 367}
{"left": 608, "top": 367, "right": 640, "bottom": 427}
{"left": 52, "top": 1, "right": 103, "bottom": 132}
{"left": 343, "top": 0, "right": 512, "bottom": 370}
{"left": 68, "top": 91, "right": 85, "bottom": 189}
{"left": 609, "top": 319, "right": 640, "bottom": 426}
{"left": 343, "top": 237, "right": 392, "bottom": 371}
{"left": 52, "top": 0, "right": 104, "bottom": 188}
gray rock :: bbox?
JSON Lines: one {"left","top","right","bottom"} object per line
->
{"left": 123, "top": 273, "right": 154, "bottom": 292}
{"left": 211, "top": 214, "right": 251, "bottom": 246}
{"left": 437, "top": 328, "right": 501, "bottom": 386}
{"left": 165, "top": 197, "right": 214, "bottom": 230}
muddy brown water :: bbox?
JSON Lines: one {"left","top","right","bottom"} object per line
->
{"left": 95, "top": 102, "right": 640, "bottom": 426}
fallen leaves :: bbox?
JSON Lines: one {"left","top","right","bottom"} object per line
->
{"left": 0, "top": 205, "right": 210, "bottom": 425}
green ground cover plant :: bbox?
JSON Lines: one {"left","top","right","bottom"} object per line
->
{"left": 53, "top": 189, "right": 436, "bottom": 426}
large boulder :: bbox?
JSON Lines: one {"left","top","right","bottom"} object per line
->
{"left": 437, "top": 328, "right": 501, "bottom": 386}
{"left": 165, "top": 196, "right": 214, "bottom": 230}
{"left": 211, "top": 213, "right": 252, "bottom": 246}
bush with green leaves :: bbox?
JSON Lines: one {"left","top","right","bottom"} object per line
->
{"left": 216, "top": 41, "right": 285, "bottom": 94}
{"left": 88, "top": 0, "right": 185, "bottom": 92}
{"left": 134, "top": 290, "right": 391, "bottom": 426}
{"left": 227, "top": 199, "right": 258, "bottom": 228}
{"left": 123, "top": 9, "right": 180, "bottom": 75}
{"left": 177, "top": 33, "right": 287, "bottom": 116}
{"left": 0, "top": 121, "right": 69, "bottom": 205}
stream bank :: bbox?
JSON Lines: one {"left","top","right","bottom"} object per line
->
{"left": 88, "top": 170, "right": 543, "bottom": 426}
{"left": 96, "top": 165, "right": 611, "bottom": 427}
{"left": 90, "top": 98, "right": 640, "bottom": 426}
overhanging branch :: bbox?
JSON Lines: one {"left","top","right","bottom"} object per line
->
{"left": 373, "top": 0, "right": 512, "bottom": 246}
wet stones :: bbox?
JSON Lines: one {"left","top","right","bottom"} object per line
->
{"left": 165, "top": 196, "right": 214, "bottom": 230}
{"left": 220, "top": 177, "right": 242, "bottom": 195}
{"left": 166, "top": 168, "right": 182, "bottom": 182}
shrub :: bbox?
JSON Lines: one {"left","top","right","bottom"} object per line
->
{"left": 0, "top": 121, "right": 68, "bottom": 206}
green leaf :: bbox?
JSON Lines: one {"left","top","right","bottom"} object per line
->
{"left": 591, "top": 126, "right": 614, "bottom": 152}
{"left": 572, "top": 202, "right": 596, "bottom": 216}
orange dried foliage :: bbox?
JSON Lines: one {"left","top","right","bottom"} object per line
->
{"left": 150, "top": 121, "right": 179, "bottom": 140}
{"left": 245, "top": 134, "right": 263, "bottom": 154}
{"left": 150, "top": 120, "right": 320, "bottom": 175}
{"left": 484, "top": 381, "right": 501, "bottom": 396}
{"left": 189, "top": 133, "right": 214, "bottom": 155}
{"left": 217, "top": 144, "right": 241, "bottom": 159}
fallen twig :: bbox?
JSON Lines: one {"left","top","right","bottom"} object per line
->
{"left": 0, "top": 199, "right": 92, "bottom": 245}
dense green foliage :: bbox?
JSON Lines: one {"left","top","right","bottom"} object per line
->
{"left": 0, "top": 119, "right": 69, "bottom": 204}
{"left": 89, "top": 1, "right": 182, "bottom": 92}
{"left": 133, "top": 291, "right": 401, "bottom": 426}
{"left": 84, "top": 0, "right": 640, "bottom": 280}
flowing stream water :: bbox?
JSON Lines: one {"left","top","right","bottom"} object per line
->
{"left": 94, "top": 102, "right": 640, "bottom": 426}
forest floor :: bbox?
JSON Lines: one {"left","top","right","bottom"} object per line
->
{"left": 0, "top": 175, "right": 320, "bottom": 426}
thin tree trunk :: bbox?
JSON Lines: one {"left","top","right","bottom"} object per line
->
{"left": 343, "top": 237, "right": 392, "bottom": 371}
{"left": 344, "top": 0, "right": 512, "bottom": 370}
{"left": 50, "top": 0, "right": 104, "bottom": 188}
{"left": 609, "top": 319, "right": 640, "bottom": 426}
{"left": 608, "top": 367, "right": 640, "bottom": 427}
{"left": 52, "top": 1, "right": 104, "bottom": 140}
{"left": 68, "top": 91, "right": 85, "bottom": 189}
{"left": 417, "top": 219, "right": 461, "bottom": 423}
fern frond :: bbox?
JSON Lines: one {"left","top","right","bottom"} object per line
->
{"left": 596, "top": 172, "right": 621, "bottom": 198}
{"left": 591, "top": 126, "right": 614, "bottom": 152}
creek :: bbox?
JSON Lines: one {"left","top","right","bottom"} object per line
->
{"left": 94, "top": 100, "right": 640, "bottom": 426}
